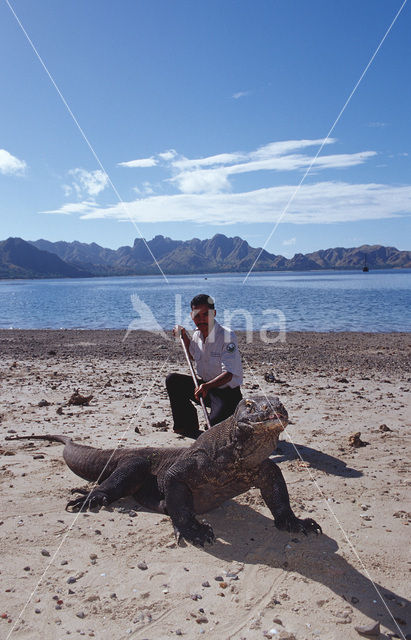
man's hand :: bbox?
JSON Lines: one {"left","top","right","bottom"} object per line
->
{"left": 172, "top": 325, "right": 186, "bottom": 338}
{"left": 174, "top": 325, "right": 192, "bottom": 360}
{"left": 195, "top": 383, "right": 210, "bottom": 400}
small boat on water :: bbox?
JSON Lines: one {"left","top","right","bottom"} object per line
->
{"left": 362, "top": 255, "right": 369, "bottom": 272}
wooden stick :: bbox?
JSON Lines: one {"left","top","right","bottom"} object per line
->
{"left": 179, "top": 333, "right": 211, "bottom": 430}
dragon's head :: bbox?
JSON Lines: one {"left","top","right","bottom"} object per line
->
{"left": 232, "top": 396, "right": 288, "bottom": 461}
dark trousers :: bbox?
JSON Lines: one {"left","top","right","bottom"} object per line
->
{"left": 165, "top": 373, "right": 242, "bottom": 437}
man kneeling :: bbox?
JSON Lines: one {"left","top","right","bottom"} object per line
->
{"left": 166, "top": 294, "right": 243, "bottom": 439}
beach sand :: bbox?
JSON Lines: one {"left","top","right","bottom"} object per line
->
{"left": 0, "top": 330, "right": 410, "bottom": 640}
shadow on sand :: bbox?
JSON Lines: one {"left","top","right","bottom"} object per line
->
{"left": 273, "top": 441, "right": 363, "bottom": 478}
{"left": 201, "top": 500, "right": 409, "bottom": 638}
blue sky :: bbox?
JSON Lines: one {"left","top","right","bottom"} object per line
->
{"left": 1, "top": 0, "right": 410, "bottom": 259}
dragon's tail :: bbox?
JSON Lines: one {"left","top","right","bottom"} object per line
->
{"left": 5, "top": 434, "right": 72, "bottom": 445}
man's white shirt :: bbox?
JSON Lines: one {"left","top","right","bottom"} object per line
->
{"left": 189, "top": 320, "right": 243, "bottom": 388}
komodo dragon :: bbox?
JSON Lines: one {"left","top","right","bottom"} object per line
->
{"left": 7, "top": 396, "right": 321, "bottom": 546}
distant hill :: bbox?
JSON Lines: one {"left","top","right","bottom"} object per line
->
{"left": 0, "top": 234, "right": 409, "bottom": 279}
{"left": 303, "top": 245, "right": 411, "bottom": 269}
{"left": 29, "top": 234, "right": 281, "bottom": 275}
{"left": 0, "top": 237, "right": 92, "bottom": 279}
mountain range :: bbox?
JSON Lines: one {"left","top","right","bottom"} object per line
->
{"left": 0, "top": 235, "right": 410, "bottom": 279}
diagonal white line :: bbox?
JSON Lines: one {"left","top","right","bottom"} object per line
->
{"left": 242, "top": 0, "right": 408, "bottom": 284}
{"left": 5, "top": 0, "right": 170, "bottom": 284}
{"left": 242, "top": 354, "right": 406, "bottom": 639}
{"left": 5, "top": 354, "right": 171, "bottom": 639}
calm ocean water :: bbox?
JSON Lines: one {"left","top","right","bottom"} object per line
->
{"left": 0, "top": 270, "right": 410, "bottom": 332}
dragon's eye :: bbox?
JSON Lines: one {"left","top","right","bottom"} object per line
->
{"left": 244, "top": 399, "right": 254, "bottom": 412}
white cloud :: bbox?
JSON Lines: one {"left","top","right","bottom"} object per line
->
{"left": 132, "top": 182, "right": 158, "bottom": 195}
{"left": 171, "top": 139, "right": 335, "bottom": 173}
{"left": 171, "top": 150, "right": 376, "bottom": 194}
{"left": 45, "top": 138, "right": 406, "bottom": 230}
{"left": 118, "top": 157, "right": 158, "bottom": 168}
{"left": 66, "top": 168, "right": 109, "bottom": 198}
{"left": 42, "top": 200, "right": 99, "bottom": 215}
{"left": 44, "top": 181, "right": 411, "bottom": 227}
{"left": 172, "top": 168, "right": 231, "bottom": 194}
{"left": 167, "top": 138, "right": 375, "bottom": 195}
{"left": 232, "top": 90, "right": 250, "bottom": 99}
{"left": 230, "top": 150, "right": 375, "bottom": 174}
{"left": 114, "top": 138, "right": 372, "bottom": 197}
{"left": 142, "top": 181, "right": 154, "bottom": 195}
{"left": 157, "top": 149, "right": 177, "bottom": 161}
{"left": 173, "top": 152, "right": 246, "bottom": 171}
{"left": 0, "top": 149, "right": 27, "bottom": 175}
{"left": 251, "top": 139, "right": 335, "bottom": 159}
{"left": 283, "top": 237, "right": 296, "bottom": 246}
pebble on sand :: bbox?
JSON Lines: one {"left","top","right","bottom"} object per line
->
{"left": 348, "top": 432, "right": 368, "bottom": 448}
{"left": 354, "top": 621, "right": 380, "bottom": 636}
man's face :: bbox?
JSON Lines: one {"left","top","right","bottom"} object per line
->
{"left": 191, "top": 304, "right": 216, "bottom": 335}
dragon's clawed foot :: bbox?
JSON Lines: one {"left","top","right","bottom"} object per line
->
{"left": 296, "top": 517, "right": 322, "bottom": 535}
{"left": 275, "top": 511, "right": 322, "bottom": 536}
{"left": 66, "top": 489, "right": 109, "bottom": 512}
{"left": 70, "top": 487, "right": 90, "bottom": 496}
{"left": 174, "top": 519, "right": 216, "bottom": 547}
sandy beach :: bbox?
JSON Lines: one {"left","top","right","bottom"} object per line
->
{"left": 0, "top": 329, "right": 410, "bottom": 640}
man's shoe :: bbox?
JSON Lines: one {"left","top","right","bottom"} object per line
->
{"left": 173, "top": 429, "right": 203, "bottom": 440}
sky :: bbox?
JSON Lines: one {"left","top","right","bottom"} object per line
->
{"left": 0, "top": 0, "right": 410, "bottom": 260}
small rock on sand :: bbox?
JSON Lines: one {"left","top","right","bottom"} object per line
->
{"left": 354, "top": 621, "right": 380, "bottom": 636}
{"left": 349, "top": 432, "right": 368, "bottom": 448}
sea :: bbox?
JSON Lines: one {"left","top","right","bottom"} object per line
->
{"left": 0, "top": 269, "right": 410, "bottom": 333}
